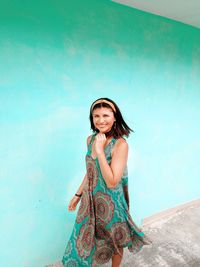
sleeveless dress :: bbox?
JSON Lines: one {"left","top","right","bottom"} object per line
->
{"left": 62, "top": 133, "right": 152, "bottom": 267}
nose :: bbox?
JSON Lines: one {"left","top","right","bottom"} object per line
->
{"left": 98, "top": 117, "right": 104, "bottom": 123}
{"left": 99, "top": 117, "right": 105, "bottom": 123}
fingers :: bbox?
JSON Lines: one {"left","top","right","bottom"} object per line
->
{"left": 68, "top": 199, "right": 78, "bottom": 211}
{"left": 96, "top": 133, "right": 106, "bottom": 140}
{"left": 68, "top": 205, "right": 76, "bottom": 212}
{"left": 68, "top": 196, "right": 80, "bottom": 212}
{"left": 68, "top": 201, "right": 75, "bottom": 212}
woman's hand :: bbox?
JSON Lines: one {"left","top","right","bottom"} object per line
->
{"left": 68, "top": 195, "right": 81, "bottom": 212}
{"left": 94, "top": 133, "right": 107, "bottom": 155}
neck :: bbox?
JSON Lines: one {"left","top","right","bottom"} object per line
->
{"left": 95, "top": 129, "right": 114, "bottom": 139}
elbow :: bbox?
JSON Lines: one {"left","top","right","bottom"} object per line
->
{"left": 106, "top": 179, "right": 118, "bottom": 189}
{"left": 104, "top": 174, "right": 120, "bottom": 189}
{"left": 106, "top": 175, "right": 122, "bottom": 189}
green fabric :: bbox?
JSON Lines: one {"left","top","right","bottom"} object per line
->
{"left": 62, "top": 133, "right": 152, "bottom": 266}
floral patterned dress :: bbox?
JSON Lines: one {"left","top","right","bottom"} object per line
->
{"left": 62, "top": 133, "right": 152, "bottom": 267}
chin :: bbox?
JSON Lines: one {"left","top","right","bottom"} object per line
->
{"left": 99, "top": 129, "right": 111, "bottom": 133}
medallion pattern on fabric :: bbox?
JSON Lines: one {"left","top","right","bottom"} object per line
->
{"left": 86, "top": 155, "right": 99, "bottom": 191}
{"left": 92, "top": 240, "right": 114, "bottom": 266}
{"left": 64, "top": 259, "right": 78, "bottom": 267}
{"left": 62, "top": 133, "right": 152, "bottom": 267}
{"left": 95, "top": 221, "right": 111, "bottom": 241}
{"left": 64, "top": 240, "right": 72, "bottom": 257}
{"left": 94, "top": 191, "right": 115, "bottom": 225}
{"left": 76, "top": 191, "right": 89, "bottom": 223}
{"left": 76, "top": 222, "right": 95, "bottom": 258}
{"left": 112, "top": 222, "right": 131, "bottom": 246}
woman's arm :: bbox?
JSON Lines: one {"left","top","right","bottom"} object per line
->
{"left": 75, "top": 135, "right": 92, "bottom": 195}
{"left": 75, "top": 173, "right": 87, "bottom": 195}
{"left": 97, "top": 138, "right": 128, "bottom": 189}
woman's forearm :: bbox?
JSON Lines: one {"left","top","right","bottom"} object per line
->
{"left": 76, "top": 173, "right": 88, "bottom": 195}
{"left": 97, "top": 153, "right": 115, "bottom": 188}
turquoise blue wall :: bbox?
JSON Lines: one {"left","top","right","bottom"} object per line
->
{"left": 0, "top": 1, "right": 200, "bottom": 266}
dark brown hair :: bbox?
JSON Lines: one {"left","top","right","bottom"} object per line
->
{"left": 89, "top": 97, "right": 134, "bottom": 139}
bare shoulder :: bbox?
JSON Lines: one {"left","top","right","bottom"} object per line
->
{"left": 116, "top": 137, "right": 128, "bottom": 147}
{"left": 87, "top": 134, "right": 93, "bottom": 147}
{"left": 112, "top": 137, "right": 128, "bottom": 155}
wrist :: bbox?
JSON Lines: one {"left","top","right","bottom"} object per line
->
{"left": 75, "top": 193, "right": 82, "bottom": 198}
{"left": 96, "top": 150, "right": 104, "bottom": 156}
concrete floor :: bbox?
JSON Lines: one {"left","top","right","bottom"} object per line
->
{"left": 47, "top": 200, "right": 200, "bottom": 267}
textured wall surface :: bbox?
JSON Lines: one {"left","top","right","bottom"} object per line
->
{"left": 0, "top": 1, "right": 200, "bottom": 267}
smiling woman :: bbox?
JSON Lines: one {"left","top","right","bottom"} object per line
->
{"left": 92, "top": 108, "right": 115, "bottom": 135}
{"left": 62, "top": 98, "right": 152, "bottom": 267}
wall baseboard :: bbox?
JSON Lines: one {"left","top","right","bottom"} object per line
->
{"left": 142, "top": 198, "right": 200, "bottom": 227}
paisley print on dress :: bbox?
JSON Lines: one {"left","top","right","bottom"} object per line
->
{"left": 76, "top": 192, "right": 90, "bottom": 223}
{"left": 94, "top": 191, "right": 115, "bottom": 225}
{"left": 76, "top": 222, "right": 94, "bottom": 258}
{"left": 64, "top": 259, "right": 78, "bottom": 267}
{"left": 112, "top": 222, "right": 131, "bottom": 246}
{"left": 95, "top": 221, "right": 111, "bottom": 241}
{"left": 92, "top": 240, "right": 114, "bottom": 266}
{"left": 62, "top": 133, "right": 152, "bottom": 267}
{"left": 63, "top": 240, "right": 72, "bottom": 257}
{"left": 86, "top": 155, "right": 99, "bottom": 190}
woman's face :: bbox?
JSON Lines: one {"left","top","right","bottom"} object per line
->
{"left": 92, "top": 107, "right": 116, "bottom": 134}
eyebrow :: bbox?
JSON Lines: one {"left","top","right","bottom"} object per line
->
{"left": 92, "top": 113, "right": 110, "bottom": 115}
